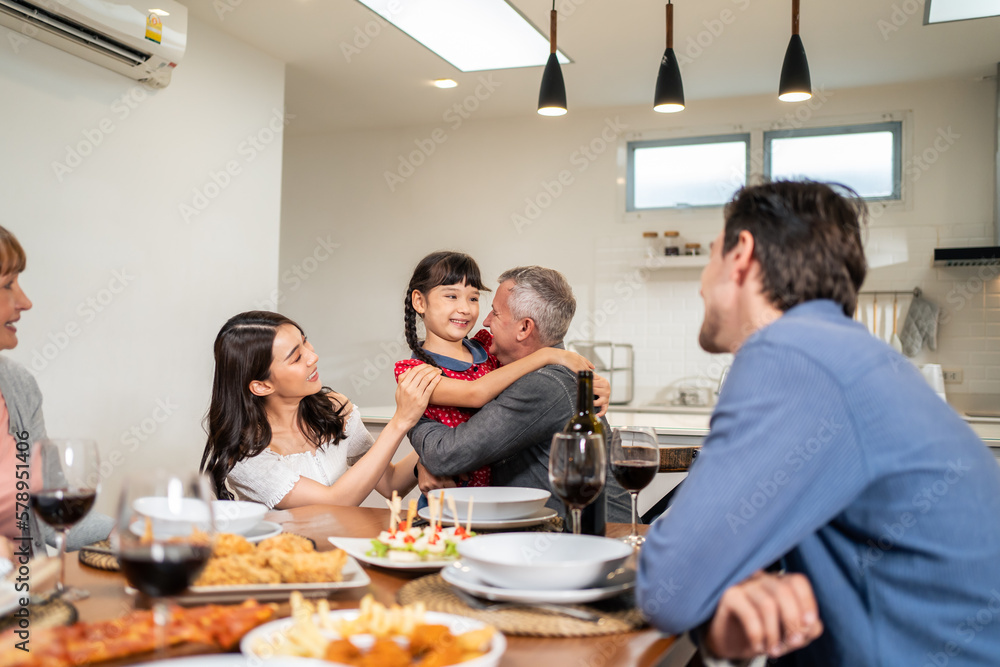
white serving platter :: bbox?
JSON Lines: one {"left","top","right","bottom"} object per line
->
{"left": 240, "top": 609, "right": 505, "bottom": 666}
{"left": 126, "top": 555, "right": 370, "bottom": 605}
{"left": 327, "top": 536, "right": 454, "bottom": 572}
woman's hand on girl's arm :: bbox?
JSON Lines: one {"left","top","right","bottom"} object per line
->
{"left": 392, "top": 364, "right": 442, "bottom": 427}
{"left": 275, "top": 378, "right": 438, "bottom": 509}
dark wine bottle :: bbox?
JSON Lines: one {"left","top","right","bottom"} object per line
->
{"left": 562, "top": 370, "right": 607, "bottom": 536}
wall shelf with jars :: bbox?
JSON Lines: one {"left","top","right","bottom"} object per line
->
{"left": 639, "top": 231, "right": 708, "bottom": 268}
{"left": 631, "top": 255, "right": 709, "bottom": 269}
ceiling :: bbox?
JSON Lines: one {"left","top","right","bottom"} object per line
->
{"left": 185, "top": 1, "right": 1000, "bottom": 136}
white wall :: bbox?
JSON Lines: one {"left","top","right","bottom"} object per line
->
{"left": 0, "top": 17, "right": 286, "bottom": 513}
{"left": 280, "top": 77, "right": 998, "bottom": 411}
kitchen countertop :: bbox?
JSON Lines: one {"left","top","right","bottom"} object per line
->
{"left": 361, "top": 402, "right": 1000, "bottom": 447}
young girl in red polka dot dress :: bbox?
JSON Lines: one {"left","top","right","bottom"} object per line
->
{"left": 394, "top": 251, "right": 593, "bottom": 487}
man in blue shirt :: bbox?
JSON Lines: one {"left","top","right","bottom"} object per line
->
{"left": 638, "top": 181, "right": 1000, "bottom": 665}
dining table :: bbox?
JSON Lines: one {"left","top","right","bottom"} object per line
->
{"left": 64, "top": 505, "right": 696, "bottom": 666}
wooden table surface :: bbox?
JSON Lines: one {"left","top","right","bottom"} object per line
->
{"left": 67, "top": 505, "right": 688, "bottom": 666}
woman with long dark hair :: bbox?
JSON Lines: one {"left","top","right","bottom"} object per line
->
{"left": 200, "top": 311, "right": 440, "bottom": 508}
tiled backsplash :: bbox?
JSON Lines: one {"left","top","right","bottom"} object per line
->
{"left": 585, "top": 221, "right": 1000, "bottom": 403}
{"left": 582, "top": 233, "right": 731, "bottom": 408}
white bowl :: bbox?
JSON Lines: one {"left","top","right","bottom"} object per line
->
{"left": 240, "top": 610, "right": 505, "bottom": 666}
{"left": 211, "top": 500, "right": 268, "bottom": 534}
{"left": 132, "top": 498, "right": 266, "bottom": 537}
{"left": 457, "top": 533, "right": 633, "bottom": 590}
{"left": 440, "top": 487, "right": 550, "bottom": 521}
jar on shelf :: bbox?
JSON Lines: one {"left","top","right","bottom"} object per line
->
{"left": 663, "top": 231, "right": 680, "bottom": 256}
{"left": 642, "top": 231, "right": 660, "bottom": 258}
{"left": 685, "top": 243, "right": 701, "bottom": 256}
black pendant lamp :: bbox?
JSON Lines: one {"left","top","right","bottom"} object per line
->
{"left": 653, "top": 1, "right": 684, "bottom": 113}
{"left": 778, "top": 0, "right": 811, "bottom": 102}
{"left": 537, "top": 0, "right": 566, "bottom": 116}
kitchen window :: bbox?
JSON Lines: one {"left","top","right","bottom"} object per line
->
{"left": 763, "top": 121, "right": 902, "bottom": 201}
{"left": 627, "top": 133, "right": 750, "bottom": 211}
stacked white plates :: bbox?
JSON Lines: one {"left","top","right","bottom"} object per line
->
{"left": 418, "top": 486, "right": 556, "bottom": 529}
{"left": 445, "top": 533, "right": 636, "bottom": 603}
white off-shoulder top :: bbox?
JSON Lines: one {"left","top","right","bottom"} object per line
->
{"left": 226, "top": 408, "right": 374, "bottom": 509}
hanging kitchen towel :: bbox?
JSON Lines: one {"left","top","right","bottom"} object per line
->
{"left": 899, "top": 294, "right": 940, "bottom": 357}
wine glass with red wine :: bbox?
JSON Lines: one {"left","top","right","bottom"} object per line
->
{"left": 30, "top": 438, "right": 100, "bottom": 600}
{"left": 549, "top": 432, "right": 607, "bottom": 535}
{"left": 113, "top": 471, "right": 215, "bottom": 650}
{"left": 610, "top": 427, "right": 660, "bottom": 547}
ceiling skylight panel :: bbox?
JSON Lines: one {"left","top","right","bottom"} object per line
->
{"left": 925, "top": 0, "right": 1000, "bottom": 24}
{"left": 355, "top": 0, "right": 570, "bottom": 72}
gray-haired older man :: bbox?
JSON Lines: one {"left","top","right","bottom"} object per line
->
{"left": 409, "top": 266, "right": 630, "bottom": 524}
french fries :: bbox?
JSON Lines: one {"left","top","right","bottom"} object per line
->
{"left": 252, "top": 593, "right": 495, "bottom": 665}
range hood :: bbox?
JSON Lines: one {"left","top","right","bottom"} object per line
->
{"left": 933, "top": 61, "right": 1000, "bottom": 267}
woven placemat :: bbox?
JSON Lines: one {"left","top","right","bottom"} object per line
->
{"left": 397, "top": 573, "right": 645, "bottom": 638}
{"left": 0, "top": 595, "right": 77, "bottom": 633}
{"left": 79, "top": 539, "right": 119, "bottom": 571}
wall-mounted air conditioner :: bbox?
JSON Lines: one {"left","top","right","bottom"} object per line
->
{"left": 0, "top": 0, "right": 187, "bottom": 88}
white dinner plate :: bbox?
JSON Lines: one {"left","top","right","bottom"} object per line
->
{"left": 240, "top": 609, "right": 505, "bottom": 666}
{"left": 128, "top": 519, "right": 281, "bottom": 542}
{"left": 441, "top": 559, "right": 636, "bottom": 604}
{"left": 243, "top": 520, "right": 283, "bottom": 543}
{"left": 328, "top": 536, "right": 454, "bottom": 572}
{"left": 126, "top": 555, "right": 370, "bottom": 605}
{"left": 417, "top": 505, "right": 558, "bottom": 529}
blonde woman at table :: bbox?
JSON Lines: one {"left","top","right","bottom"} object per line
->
{"left": 0, "top": 225, "right": 112, "bottom": 555}
{"left": 200, "top": 311, "right": 441, "bottom": 509}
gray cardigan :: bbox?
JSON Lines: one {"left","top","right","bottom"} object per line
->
{"left": 0, "top": 356, "right": 112, "bottom": 553}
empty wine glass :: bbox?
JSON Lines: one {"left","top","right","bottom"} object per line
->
{"left": 610, "top": 427, "right": 660, "bottom": 547}
{"left": 30, "top": 438, "right": 100, "bottom": 600}
{"left": 549, "top": 432, "right": 606, "bottom": 535}
{"left": 113, "top": 471, "right": 215, "bottom": 651}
